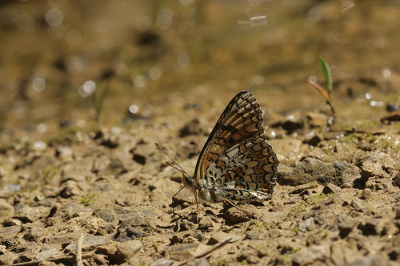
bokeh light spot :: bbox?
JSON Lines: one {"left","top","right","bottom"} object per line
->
{"left": 34, "top": 141, "right": 46, "bottom": 150}
{"left": 149, "top": 68, "right": 162, "bottom": 80}
{"left": 157, "top": 9, "right": 173, "bottom": 30}
{"left": 330, "top": 66, "right": 339, "bottom": 75}
{"left": 177, "top": 54, "right": 190, "bottom": 66}
{"left": 129, "top": 105, "right": 139, "bottom": 114}
{"left": 134, "top": 75, "right": 147, "bottom": 87}
{"left": 261, "top": 32, "right": 273, "bottom": 45}
{"left": 136, "top": 15, "right": 152, "bottom": 31}
{"left": 116, "top": 63, "right": 128, "bottom": 76}
{"left": 383, "top": 69, "right": 391, "bottom": 78}
{"left": 83, "top": 81, "right": 96, "bottom": 94}
{"left": 308, "top": 76, "right": 317, "bottom": 83}
{"left": 76, "top": 119, "right": 86, "bottom": 128}
{"left": 45, "top": 8, "right": 63, "bottom": 27}
{"left": 78, "top": 81, "right": 95, "bottom": 98}
{"left": 36, "top": 123, "right": 48, "bottom": 133}
{"left": 32, "top": 78, "right": 46, "bottom": 92}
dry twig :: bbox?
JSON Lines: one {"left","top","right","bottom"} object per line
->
{"left": 174, "top": 236, "right": 232, "bottom": 266}
{"left": 76, "top": 233, "right": 85, "bottom": 266}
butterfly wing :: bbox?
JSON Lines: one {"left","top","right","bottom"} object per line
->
{"left": 204, "top": 136, "right": 278, "bottom": 201}
{"left": 194, "top": 91, "right": 275, "bottom": 190}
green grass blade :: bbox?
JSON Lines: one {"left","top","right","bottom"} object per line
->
{"left": 319, "top": 56, "right": 332, "bottom": 92}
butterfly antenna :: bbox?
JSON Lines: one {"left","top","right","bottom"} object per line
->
{"left": 165, "top": 161, "right": 182, "bottom": 172}
{"left": 155, "top": 142, "right": 189, "bottom": 176}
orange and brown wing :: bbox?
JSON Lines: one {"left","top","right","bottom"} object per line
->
{"left": 205, "top": 136, "right": 279, "bottom": 201}
{"left": 194, "top": 91, "right": 265, "bottom": 185}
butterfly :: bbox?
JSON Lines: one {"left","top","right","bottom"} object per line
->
{"left": 156, "top": 90, "right": 279, "bottom": 220}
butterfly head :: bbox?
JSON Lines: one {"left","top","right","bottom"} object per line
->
{"left": 181, "top": 172, "right": 194, "bottom": 187}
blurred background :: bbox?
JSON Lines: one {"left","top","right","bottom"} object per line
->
{"left": 1, "top": 0, "right": 399, "bottom": 144}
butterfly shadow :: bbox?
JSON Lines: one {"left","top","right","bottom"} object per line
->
{"left": 219, "top": 201, "right": 266, "bottom": 225}
{"left": 170, "top": 195, "right": 222, "bottom": 224}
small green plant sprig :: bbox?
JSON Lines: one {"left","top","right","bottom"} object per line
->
{"left": 90, "top": 69, "right": 114, "bottom": 126}
{"left": 308, "top": 56, "right": 335, "bottom": 125}
{"left": 91, "top": 84, "right": 110, "bottom": 124}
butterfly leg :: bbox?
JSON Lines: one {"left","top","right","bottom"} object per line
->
{"left": 195, "top": 189, "right": 200, "bottom": 222}
{"left": 223, "top": 198, "right": 254, "bottom": 218}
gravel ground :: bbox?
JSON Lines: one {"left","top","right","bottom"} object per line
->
{"left": 1, "top": 106, "right": 400, "bottom": 265}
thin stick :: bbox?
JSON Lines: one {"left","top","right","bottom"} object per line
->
{"left": 76, "top": 233, "right": 85, "bottom": 266}
{"left": 10, "top": 254, "right": 93, "bottom": 266}
{"left": 174, "top": 237, "right": 233, "bottom": 266}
